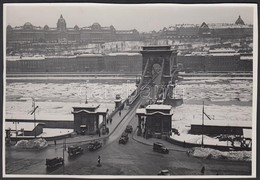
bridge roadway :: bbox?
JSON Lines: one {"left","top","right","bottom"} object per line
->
{"left": 5, "top": 96, "right": 251, "bottom": 176}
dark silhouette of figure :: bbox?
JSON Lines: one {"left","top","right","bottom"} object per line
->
{"left": 201, "top": 166, "right": 205, "bottom": 175}
{"left": 119, "top": 110, "right": 121, "bottom": 116}
{"left": 97, "top": 155, "right": 101, "bottom": 166}
{"left": 98, "top": 129, "right": 101, "bottom": 137}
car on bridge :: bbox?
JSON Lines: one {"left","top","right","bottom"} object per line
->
{"left": 125, "top": 125, "right": 133, "bottom": 133}
{"left": 88, "top": 140, "right": 102, "bottom": 151}
{"left": 68, "top": 145, "right": 83, "bottom": 157}
{"left": 45, "top": 157, "right": 64, "bottom": 168}
{"left": 119, "top": 132, "right": 129, "bottom": 144}
{"left": 153, "top": 142, "right": 169, "bottom": 154}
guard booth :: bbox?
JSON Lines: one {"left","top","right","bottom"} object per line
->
{"left": 136, "top": 104, "right": 173, "bottom": 139}
{"left": 72, "top": 104, "right": 108, "bottom": 135}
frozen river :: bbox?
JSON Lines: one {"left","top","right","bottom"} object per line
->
{"left": 5, "top": 77, "right": 253, "bottom": 124}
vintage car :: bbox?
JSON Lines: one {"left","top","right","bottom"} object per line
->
{"left": 88, "top": 140, "right": 102, "bottom": 151}
{"left": 80, "top": 125, "right": 87, "bottom": 135}
{"left": 125, "top": 125, "right": 133, "bottom": 133}
{"left": 68, "top": 145, "right": 83, "bottom": 157}
{"left": 45, "top": 157, "right": 64, "bottom": 168}
{"left": 153, "top": 142, "right": 169, "bottom": 154}
{"left": 172, "top": 128, "right": 180, "bottom": 136}
{"left": 158, "top": 169, "right": 170, "bottom": 175}
{"left": 119, "top": 132, "right": 129, "bottom": 144}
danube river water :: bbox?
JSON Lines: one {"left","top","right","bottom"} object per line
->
{"left": 5, "top": 76, "right": 253, "bottom": 125}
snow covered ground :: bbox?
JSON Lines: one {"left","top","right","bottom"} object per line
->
{"left": 10, "top": 128, "right": 73, "bottom": 138}
{"left": 188, "top": 147, "right": 251, "bottom": 161}
{"left": 39, "top": 128, "right": 73, "bottom": 138}
{"left": 171, "top": 78, "right": 252, "bottom": 150}
{"left": 15, "top": 138, "right": 48, "bottom": 149}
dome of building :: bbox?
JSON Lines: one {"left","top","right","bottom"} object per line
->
{"left": 58, "top": 14, "right": 66, "bottom": 23}
{"left": 133, "top": 29, "right": 138, "bottom": 33}
{"left": 110, "top": 25, "right": 115, "bottom": 31}
{"left": 23, "top": 22, "right": 33, "bottom": 30}
{"left": 235, "top": 15, "right": 245, "bottom": 25}
{"left": 57, "top": 14, "right": 67, "bottom": 31}
{"left": 74, "top": 25, "right": 79, "bottom": 30}
{"left": 91, "top": 23, "right": 101, "bottom": 30}
{"left": 7, "top": 25, "right": 13, "bottom": 31}
{"left": 43, "top": 25, "right": 49, "bottom": 30}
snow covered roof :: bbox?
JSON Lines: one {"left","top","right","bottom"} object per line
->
{"left": 191, "top": 120, "right": 251, "bottom": 128}
{"left": 96, "top": 108, "right": 108, "bottom": 113}
{"left": 146, "top": 104, "right": 172, "bottom": 110}
{"left": 76, "top": 54, "right": 103, "bottom": 57}
{"left": 136, "top": 108, "right": 173, "bottom": 116}
{"left": 45, "top": 56, "right": 77, "bottom": 59}
{"left": 6, "top": 56, "right": 22, "bottom": 61}
{"left": 20, "top": 56, "right": 45, "bottom": 60}
{"left": 240, "top": 56, "right": 253, "bottom": 60}
{"left": 73, "top": 103, "right": 100, "bottom": 109}
{"left": 72, "top": 109, "right": 108, "bottom": 114}
{"left": 175, "top": 24, "right": 199, "bottom": 28}
{"left": 209, "top": 49, "right": 236, "bottom": 53}
{"left": 107, "top": 53, "right": 141, "bottom": 56}
{"left": 136, "top": 108, "right": 146, "bottom": 114}
{"left": 209, "top": 53, "right": 240, "bottom": 56}
{"left": 207, "top": 23, "right": 252, "bottom": 29}
{"left": 5, "top": 122, "right": 40, "bottom": 131}
{"left": 243, "top": 129, "right": 252, "bottom": 139}
{"left": 72, "top": 103, "right": 108, "bottom": 114}
{"left": 136, "top": 104, "right": 173, "bottom": 116}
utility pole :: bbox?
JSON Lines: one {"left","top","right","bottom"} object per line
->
{"left": 201, "top": 101, "right": 204, "bottom": 147}
{"left": 63, "top": 139, "right": 65, "bottom": 174}
{"left": 30, "top": 98, "right": 39, "bottom": 139}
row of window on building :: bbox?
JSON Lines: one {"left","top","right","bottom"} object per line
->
{"left": 6, "top": 53, "right": 252, "bottom": 73}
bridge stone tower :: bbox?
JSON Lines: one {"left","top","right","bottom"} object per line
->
{"left": 140, "top": 46, "right": 177, "bottom": 86}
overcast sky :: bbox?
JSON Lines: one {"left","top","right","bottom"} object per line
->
{"left": 4, "top": 3, "right": 255, "bottom": 32}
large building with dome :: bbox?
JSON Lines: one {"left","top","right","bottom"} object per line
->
{"left": 6, "top": 15, "right": 140, "bottom": 44}
{"left": 160, "top": 15, "right": 253, "bottom": 39}
{"left": 6, "top": 15, "right": 253, "bottom": 46}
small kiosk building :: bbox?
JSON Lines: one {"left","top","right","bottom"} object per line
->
{"left": 72, "top": 104, "right": 108, "bottom": 135}
{"left": 136, "top": 104, "right": 173, "bottom": 138}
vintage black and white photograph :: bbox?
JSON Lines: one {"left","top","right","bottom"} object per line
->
{"left": 3, "top": 3, "right": 258, "bottom": 178}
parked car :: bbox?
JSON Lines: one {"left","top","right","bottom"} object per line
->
{"left": 45, "top": 157, "right": 64, "bottom": 168}
{"left": 88, "top": 140, "right": 102, "bottom": 151}
{"left": 172, "top": 128, "right": 180, "bottom": 136}
{"left": 119, "top": 132, "right": 129, "bottom": 144}
{"left": 125, "top": 125, "right": 133, "bottom": 133}
{"left": 153, "top": 142, "right": 169, "bottom": 154}
{"left": 68, "top": 145, "right": 83, "bottom": 157}
{"left": 158, "top": 169, "right": 170, "bottom": 175}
